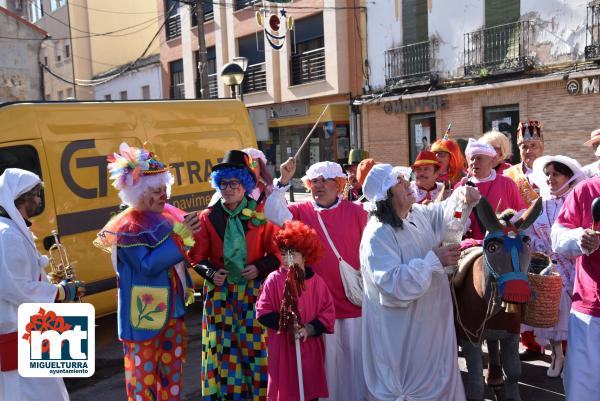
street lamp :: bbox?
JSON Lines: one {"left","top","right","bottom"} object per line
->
{"left": 220, "top": 56, "right": 248, "bottom": 100}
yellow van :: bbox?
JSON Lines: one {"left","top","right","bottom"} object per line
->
{"left": 0, "top": 100, "right": 257, "bottom": 316}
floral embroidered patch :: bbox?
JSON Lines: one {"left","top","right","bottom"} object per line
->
{"left": 130, "top": 286, "right": 169, "bottom": 330}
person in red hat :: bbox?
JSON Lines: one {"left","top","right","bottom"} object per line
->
{"left": 410, "top": 150, "right": 446, "bottom": 204}
{"left": 582, "top": 128, "right": 600, "bottom": 178}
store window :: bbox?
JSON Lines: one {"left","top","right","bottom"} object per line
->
{"left": 409, "top": 113, "right": 436, "bottom": 163}
{"left": 483, "top": 104, "right": 520, "bottom": 164}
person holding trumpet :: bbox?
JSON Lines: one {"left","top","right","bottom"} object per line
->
{"left": 0, "top": 168, "right": 83, "bottom": 401}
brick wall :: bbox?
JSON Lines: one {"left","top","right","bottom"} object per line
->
{"left": 361, "top": 79, "right": 600, "bottom": 167}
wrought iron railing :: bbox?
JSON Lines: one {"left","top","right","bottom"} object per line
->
{"left": 170, "top": 84, "right": 185, "bottom": 99}
{"left": 586, "top": 1, "right": 600, "bottom": 60}
{"left": 195, "top": 73, "right": 218, "bottom": 98}
{"left": 290, "top": 47, "right": 326, "bottom": 86}
{"left": 242, "top": 63, "right": 267, "bottom": 93}
{"left": 235, "top": 0, "right": 260, "bottom": 10}
{"left": 464, "top": 20, "right": 533, "bottom": 76}
{"left": 385, "top": 41, "right": 432, "bottom": 87}
{"left": 166, "top": 15, "right": 181, "bottom": 40}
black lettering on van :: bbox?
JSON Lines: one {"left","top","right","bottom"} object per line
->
{"left": 171, "top": 162, "right": 184, "bottom": 186}
{"left": 204, "top": 158, "right": 222, "bottom": 182}
{"left": 61, "top": 140, "right": 108, "bottom": 199}
{"left": 187, "top": 161, "right": 203, "bottom": 184}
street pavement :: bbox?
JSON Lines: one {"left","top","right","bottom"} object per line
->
{"left": 67, "top": 303, "right": 566, "bottom": 401}
{"left": 66, "top": 190, "right": 566, "bottom": 400}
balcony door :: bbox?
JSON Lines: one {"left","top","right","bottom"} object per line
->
{"left": 484, "top": 0, "right": 520, "bottom": 66}
{"left": 290, "top": 13, "right": 325, "bottom": 85}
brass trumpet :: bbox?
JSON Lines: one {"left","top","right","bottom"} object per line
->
{"left": 47, "top": 230, "right": 76, "bottom": 284}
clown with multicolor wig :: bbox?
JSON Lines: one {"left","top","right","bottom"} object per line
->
{"left": 188, "top": 150, "right": 280, "bottom": 401}
{"left": 265, "top": 157, "right": 368, "bottom": 401}
{"left": 94, "top": 143, "right": 197, "bottom": 401}
{"left": 430, "top": 128, "right": 467, "bottom": 189}
{"left": 256, "top": 220, "right": 335, "bottom": 401}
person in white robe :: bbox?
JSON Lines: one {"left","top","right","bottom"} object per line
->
{"left": 359, "top": 164, "right": 480, "bottom": 401}
{"left": 0, "top": 168, "right": 80, "bottom": 401}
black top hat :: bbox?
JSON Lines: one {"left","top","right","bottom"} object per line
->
{"left": 212, "top": 150, "right": 257, "bottom": 183}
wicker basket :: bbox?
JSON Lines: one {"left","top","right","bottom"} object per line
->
{"left": 523, "top": 272, "right": 563, "bottom": 328}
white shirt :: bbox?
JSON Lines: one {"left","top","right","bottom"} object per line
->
{"left": 359, "top": 190, "right": 467, "bottom": 401}
{"left": 0, "top": 217, "right": 57, "bottom": 334}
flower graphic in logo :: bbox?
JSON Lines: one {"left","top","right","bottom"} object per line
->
{"left": 22, "top": 307, "right": 72, "bottom": 352}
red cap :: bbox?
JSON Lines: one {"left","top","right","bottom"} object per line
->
{"left": 411, "top": 150, "right": 441, "bottom": 169}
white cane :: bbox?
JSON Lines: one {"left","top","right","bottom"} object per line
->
{"left": 294, "top": 318, "right": 305, "bottom": 401}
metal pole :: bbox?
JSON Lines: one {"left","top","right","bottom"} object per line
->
{"left": 195, "top": 0, "right": 209, "bottom": 98}
{"left": 294, "top": 328, "right": 305, "bottom": 401}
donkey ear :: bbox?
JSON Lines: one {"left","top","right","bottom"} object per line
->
{"left": 475, "top": 196, "right": 504, "bottom": 233}
{"left": 515, "top": 197, "right": 543, "bottom": 230}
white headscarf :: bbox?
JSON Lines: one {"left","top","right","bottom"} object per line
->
{"left": 242, "top": 148, "right": 267, "bottom": 164}
{"left": 465, "top": 138, "right": 496, "bottom": 160}
{"left": 362, "top": 164, "right": 411, "bottom": 211}
{"left": 0, "top": 168, "right": 45, "bottom": 257}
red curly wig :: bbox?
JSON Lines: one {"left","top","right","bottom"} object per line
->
{"left": 274, "top": 220, "right": 324, "bottom": 265}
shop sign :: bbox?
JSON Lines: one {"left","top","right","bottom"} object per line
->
{"left": 268, "top": 100, "right": 309, "bottom": 118}
{"left": 566, "top": 77, "right": 600, "bottom": 95}
{"left": 383, "top": 95, "right": 448, "bottom": 114}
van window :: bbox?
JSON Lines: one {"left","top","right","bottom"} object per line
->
{"left": 0, "top": 145, "right": 45, "bottom": 212}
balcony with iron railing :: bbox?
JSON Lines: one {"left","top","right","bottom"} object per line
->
{"left": 195, "top": 73, "right": 218, "bottom": 98}
{"left": 385, "top": 40, "right": 432, "bottom": 88}
{"left": 585, "top": 1, "right": 600, "bottom": 60}
{"left": 464, "top": 20, "right": 533, "bottom": 76}
{"left": 235, "top": 0, "right": 260, "bottom": 11}
{"left": 242, "top": 63, "right": 267, "bottom": 93}
{"left": 166, "top": 15, "right": 181, "bottom": 40}
{"left": 290, "top": 47, "right": 326, "bottom": 86}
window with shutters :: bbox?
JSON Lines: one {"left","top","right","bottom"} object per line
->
{"left": 170, "top": 59, "right": 185, "bottom": 99}
{"left": 464, "top": 0, "right": 532, "bottom": 76}
{"left": 385, "top": 0, "right": 431, "bottom": 85}
{"left": 238, "top": 34, "right": 267, "bottom": 93}
{"left": 290, "top": 13, "right": 325, "bottom": 86}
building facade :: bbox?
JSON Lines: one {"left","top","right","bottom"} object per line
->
{"left": 21, "top": 0, "right": 161, "bottom": 101}
{"left": 358, "top": 0, "right": 600, "bottom": 168}
{"left": 0, "top": 6, "right": 47, "bottom": 102}
{"left": 158, "top": 0, "right": 367, "bottom": 176}
{"left": 93, "top": 55, "right": 163, "bottom": 101}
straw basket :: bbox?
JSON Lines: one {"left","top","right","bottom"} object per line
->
{"left": 523, "top": 272, "right": 563, "bottom": 328}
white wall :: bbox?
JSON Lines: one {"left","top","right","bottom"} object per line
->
{"left": 366, "top": 0, "right": 591, "bottom": 89}
{"left": 94, "top": 63, "right": 163, "bottom": 100}
{"left": 429, "top": 1, "right": 483, "bottom": 78}
{"left": 365, "top": 0, "right": 402, "bottom": 90}
{"left": 522, "top": 0, "right": 588, "bottom": 62}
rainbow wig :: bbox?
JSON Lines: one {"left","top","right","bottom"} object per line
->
{"left": 210, "top": 167, "right": 256, "bottom": 196}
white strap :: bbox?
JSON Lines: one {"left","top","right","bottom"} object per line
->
{"left": 316, "top": 212, "right": 343, "bottom": 261}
